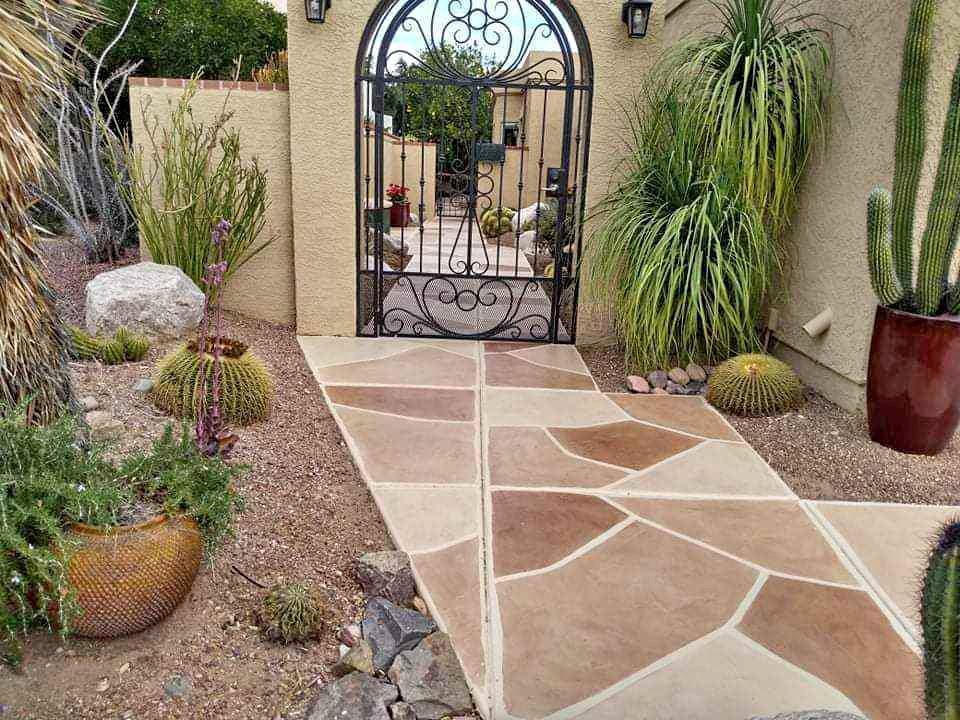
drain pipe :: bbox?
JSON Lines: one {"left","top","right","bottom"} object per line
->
{"left": 803, "top": 307, "right": 834, "bottom": 338}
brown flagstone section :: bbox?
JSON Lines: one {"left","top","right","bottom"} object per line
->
{"left": 412, "top": 538, "right": 487, "bottom": 691}
{"left": 739, "top": 576, "right": 923, "bottom": 720}
{"left": 549, "top": 421, "right": 702, "bottom": 471}
{"left": 484, "top": 341, "right": 541, "bottom": 354}
{"left": 484, "top": 353, "right": 596, "bottom": 391}
{"left": 335, "top": 407, "right": 477, "bottom": 485}
{"left": 327, "top": 386, "right": 475, "bottom": 421}
{"left": 498, "top": 522, "right": 758, "bottom": 718}
{"left": 620, "top": 498, "right": 853, "bottom": 584}
{"left": 487, "top": 427, "right": 627, "bottom": 489}
{"left": 609, "top": 394, "right": 742, "bottom": 441}
{"left": 311, "top": 346, "right": 476, "bottom": 387}
{"left": 491, "top": 491, "right": 627, "bottom": 577}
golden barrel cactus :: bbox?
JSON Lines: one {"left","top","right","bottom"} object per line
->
{"left": 151, "top": 338, "right": 272, "bottom": 426}
{"left": 707, "top": 353, "right": 803, "bottom": 417}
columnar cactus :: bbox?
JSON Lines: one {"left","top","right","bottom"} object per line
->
{"left": 921, "top": 521, "right": 960, "bottom": 720}
{"left": 869, "top": 0, "right": 960, "bottom": 316}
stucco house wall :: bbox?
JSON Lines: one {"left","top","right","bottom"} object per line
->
{"left": 128, "top": 78, "right": 297, "bottom": 326}
{"left": 666, "top": 0, "right": 960, "bottom": 411}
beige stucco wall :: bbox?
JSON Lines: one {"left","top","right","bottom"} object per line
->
{"left": 288, "top": 0, "right": 666, "bottom": 337}
{"left": 665, "top": 0, "right": 960, "bottom": 411}
{"left": 379, "top": 133, "right": 438, "bottom": 223}
{"left": 128, "top": 79, "right": 296, "bottom": 326}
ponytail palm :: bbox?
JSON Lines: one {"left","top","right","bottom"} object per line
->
{"left": 0, "top": 0, "right": 94, "bottom": 422}
{"left": 671, "top": 0, "right": 831, "bottom": 239}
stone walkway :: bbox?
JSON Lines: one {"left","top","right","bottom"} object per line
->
{"left": 300, "top": 337, "right": 951, "bottom": 720}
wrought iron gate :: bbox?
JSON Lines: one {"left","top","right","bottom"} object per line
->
{"left": 355, "top": 0, "right": 594, "bottom": 342}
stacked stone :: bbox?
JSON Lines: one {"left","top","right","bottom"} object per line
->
{"left": 627, "top": 363, "right": 714, "bottom": 396}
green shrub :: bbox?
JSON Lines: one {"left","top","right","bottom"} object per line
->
{"left": 521, "top": 200, "right": 574, "bottom": 255}
{"left": 0, "top": 409, "right": 243, "bottom": 666}
{"left": 126, "top": 79, "right": 274, "bottom": 295}
{"left": 587, "top": 88, "right": 775, "bottom": 370}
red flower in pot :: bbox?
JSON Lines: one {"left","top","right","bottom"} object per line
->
{"left": 387, "top": 184, "right": 411, "bottom": 229}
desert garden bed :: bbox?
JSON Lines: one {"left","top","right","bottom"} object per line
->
{"left": 580, "top": 343, "right": 960, "bottom": 506}
{"left": 1, "top": 241, "right": 392, "bottom": 720}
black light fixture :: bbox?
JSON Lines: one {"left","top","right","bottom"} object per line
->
{"left": 621, "top": 0, "right": 653, "bottom": 38}
{"left": 305, "top": 0, "right": 332, "bottom": 23}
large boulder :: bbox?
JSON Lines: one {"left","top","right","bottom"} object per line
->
{"left": 511, "top": 202, "right": 548, "bottom": 232}
{"left": 387, "top": 632, "right": 473, "bottom": 720}
{"left": 306, "top": 673, "right": 398, "bottom": 720}
{"left": 85, "top": 262, "right": 204, "bottom": 339}
{"left": 362, "top": 598, "right": 436, "bottom": 672}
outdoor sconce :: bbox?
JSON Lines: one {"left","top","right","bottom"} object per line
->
{"left": 621, "top": 0, "right": 653, "bottom": 38}
{"left": 305, "top": 0, "right": 331, "bottom": 23}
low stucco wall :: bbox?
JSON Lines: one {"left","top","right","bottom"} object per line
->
{"left": 128, "top": 78, "right": 296, "bottom": 326}
{"left": 666, "top": 0, "right": 960, "bottom": 411}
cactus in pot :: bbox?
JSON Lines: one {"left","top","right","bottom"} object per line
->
{"left": 921, "top": 520, "right": 960, "bottom": 719}
{"left": 868, "top": 0, "right": 960, "bottom": 316}
{"left": 865, "top": 0, "right": 960, "bottom": 456}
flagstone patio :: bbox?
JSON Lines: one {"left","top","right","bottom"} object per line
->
{"left": 299, "top": 336, "right": 949, "bottom": 720}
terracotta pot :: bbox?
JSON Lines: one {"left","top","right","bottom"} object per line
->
{"left": 65, "top": 515, "right": 202, "bottom": 638}
{"left": 867, "top": 304, "right": 960, "bottom": 455}
{"left": 389, "top": 201, "right": 410, "bottom": 229}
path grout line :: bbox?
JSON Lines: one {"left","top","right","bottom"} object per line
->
{"left": 408, "top": 533, "right": 480, "bottom": 557}
{"left": 602, "top": 496, "right": 866, "bottom": 592}
{"left": 599, "top": 441, "right": 713, "bottom": 490}
{"left": 501, "top": 349, "right": 593, "bottom": 378}
{"left": 541, "top": 427, "right": 638, "bottom": 474}
{"left": 490, "top": 485, "right": 801, "bottom": 502}
{"left": 329, "top": 402, "right": 475, "bottom": 425}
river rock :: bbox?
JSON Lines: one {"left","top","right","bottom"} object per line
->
{"left": 686, "top": 363, "right": 708, "bottom": 382}
{"left": 627, "top": 375, "right": 651, "bottom": 394}
{"left": 668, "top": 367, "right": 691, "bottom": 385}
{"left": 648, "top": 370, "right": 669, "bottom": 389}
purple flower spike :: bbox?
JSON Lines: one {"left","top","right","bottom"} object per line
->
{"left": 211, "top": 219, "right": 232, "bottom": 247}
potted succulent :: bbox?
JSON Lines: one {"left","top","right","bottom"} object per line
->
{"left": 865, "top": 0, "right": 960, "bottom": 455}
{"left": 387, "top": 184, "right": 411, "bottom": 229}
{"left": 0, "top": 409, "right": 243, "bottom": 667}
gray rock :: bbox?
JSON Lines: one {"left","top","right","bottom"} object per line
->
{"left": 355, "top": 551, "right": 417, "bottom": 606}
{"left": 390, "top": 702, "right": 417, "bottom": 720}
{"left": 648, "top": 370, "right": 669, "bottom": 389}
{"left": 133, "top": 378, "right": 154, "bottom": 394}
{"left": 666, "top": 381, "right": 684, "bottom": 395}
{"left": 687, "top": 363, "right": 708, "bottom": 383}
{"left": 163, "top": 675, "right": 192, "bottom": 700}
{"left": 362, "top": 598, "right": 436, "bottom": 672}
{"left": 79, "top": 396, "right": 100, "bottom": 412}
{"left": 668, "top": 367, "right": 691, "bottom": 385}
{"left": 748, "top": 713, "right": 866, "bottom": 720}
{"left": 388, "top": 633, "right": 473, "bottom": 720}
{"left": 306, "top": 673, "right": 398, "bottom": 720}
{"left": 332, "top": 640, "right": 375, "bottom": 677}
{"left": 686, "top": 381, "right": 706, "bottom": 396}
{"left": 85, "top": 262, "right": 205, "bottom": 340}
{"left": 627, "top": 375, "right": 650, "bottom": 394}
{"left": 85, "top": 411, "right": 123, "bottom": 442}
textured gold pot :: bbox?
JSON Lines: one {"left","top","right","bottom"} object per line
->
{"left": 65, "top": 515, "right": 202, "bottom": 638}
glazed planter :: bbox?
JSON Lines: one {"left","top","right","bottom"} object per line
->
{"left": 867, "top": 304, "right": 960, "bottom": 455}
{"left": 389, "top": 201, "right": 411, "bottom": 229}
{"left": 65, "top": 515, "right": 202, "bottom": 638}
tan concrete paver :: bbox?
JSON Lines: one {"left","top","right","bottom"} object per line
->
{"left": 301, "top": 336, "right": 926, "bottom": 720}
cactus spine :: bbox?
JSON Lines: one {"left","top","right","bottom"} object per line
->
{"left": 870, "top": 0, "right": 960, "bottom": 317}
{"left": 921, "top": 521, "right": 960, "bottom": 720}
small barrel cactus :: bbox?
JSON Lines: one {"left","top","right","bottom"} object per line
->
{"left": 481, "top": 207, "right": 515, "bottom": 238}
{"left": 114, "top": 327, "right": 151, "bottom": 362}
{"left": 68, "top": 325, "right": 151, "bottom": 365}
{"left": 258, "top": 583, "right": 328, "bottom": 643}
{"left": 921, "top": 520, "right": 960, "bottom": 720}
{"left": 68, "top": 325, "right": 105, "bottom": 361}
{"left": 706, "top": 353, "right": 803, "bottom": 416}
{"left": 150, "top": 338, "right": 273, "bottom": 425}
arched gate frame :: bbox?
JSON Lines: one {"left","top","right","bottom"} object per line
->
{"left": 355, "top": 0, "right": 595, "bottom": 342}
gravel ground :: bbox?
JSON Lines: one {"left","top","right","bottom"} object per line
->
{"left": 2, "top": 242, "right": 392, "bottom": 719}
{"left": 580, "top": 343, "right": 960, "bottom": 506}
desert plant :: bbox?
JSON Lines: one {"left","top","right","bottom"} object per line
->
{"left": 521, "top": 200, "right": 574, "bottom": 255}
{"left": 706, "top": 353, "right": 803, "bottom": 416}
{"left": 68, "top": 325, "right": 151, "bottom": 364}
{"left": 258, "top": 583, "right": 328, "bottom": 643}
{"left": 921, "top": 520, "right": 960, "bottom": 720}
{"left": 0, "top": 0, "right": 95, "bottom": 424}
{"left": 151, "top": 339, "right": 272, "bottom": 427}
{"left": 587, "top": 89, "right": 776, "bottom": 370}
{"left": 867, "top": 0, "right": 960, "bottom": 316}
{"left": 669, "top": 0, "right": 831, "bottom": 240}
{"left": 481, "top": 207, "right": 515, "bottom": 238}
{"left": 125, "top": 78, "right": 273, "bottom": 295}
{"left": 252, "top": 50, "right": 289, "bottom": 85}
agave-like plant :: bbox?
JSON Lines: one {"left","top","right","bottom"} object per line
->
{"left": 670, "top": 0, "right": 831, "bottom": 239}
{"left": 0, "top": 0, "right": 95, "bottom": 423}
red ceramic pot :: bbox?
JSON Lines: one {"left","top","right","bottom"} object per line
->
{"left": 389, "top": 201, "right": 410, "bottom": 229}
{"left": 867, "top": 304, "right": 960, "bottom": 455}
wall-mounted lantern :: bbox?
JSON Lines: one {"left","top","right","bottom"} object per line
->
{"left": 621, "top": 0, "right": 653, "bottom": 38}
{"left": 305, "top": 0, "right": 332, "bottom": 23}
